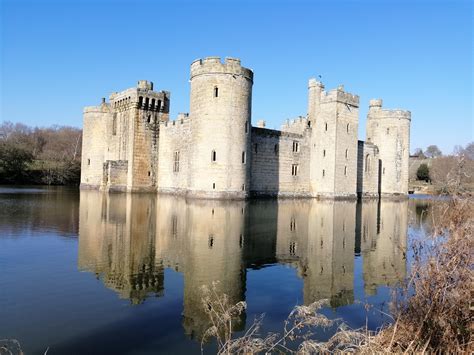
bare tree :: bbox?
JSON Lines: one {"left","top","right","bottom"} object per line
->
{"left": 425, "top": 145, "right": 442, "bottom": 158}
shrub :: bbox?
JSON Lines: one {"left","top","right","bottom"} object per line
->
{"left": 416, "top": 163, "right": 430, "bottom": 181}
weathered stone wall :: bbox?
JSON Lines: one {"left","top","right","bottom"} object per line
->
{"left": 104, "top": 160, "right": 128, "bottom": 191}
{"left": 309, "top": 85, "right": 359, "bottom": 198}
{"left": 250, "top": 128, "right": 311, "bottom": 197}
{"left": 366, "top": 99, "right": 411, "bottom": 196}
{"left": 357, "top": 141, "right": 379, "bottom": 197}
{"left": 157, "top": 114, "right": 192, "bottom": 194}
{"left": 80, "top": 104, "right": 111, "bottom": 188}
{"left": 188, "top": 57, "right": 253, "bottom": 199}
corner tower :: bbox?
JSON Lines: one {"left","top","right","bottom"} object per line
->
{"left": 366, "top": 99, "right": 411, "bottom": 196}
{"left": 188, "top": 57, "right": 253, "bottom": 199}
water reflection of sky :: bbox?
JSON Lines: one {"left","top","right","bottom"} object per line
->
{"left": 0, "top": 187, "right": 433, "bottom": 354}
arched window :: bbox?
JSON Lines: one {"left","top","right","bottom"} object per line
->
{"left": 145, "top": 97, "right": 149, "bottom": 110}
{"left": 151, "top": 99, "right": 155, "bottom": 110}
{"left": 157, "top": 100, "right": 162, "bottom": 111}
{"left": 211, "top": 150, "right": 217, "bottom": 162}
{"left": 138, "top": 96, "right": 143, "bottom": 108}
{"left": 214, "top": 87, "right": 218, "bottom": 97}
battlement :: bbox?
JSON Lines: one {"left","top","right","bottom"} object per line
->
{"left": 281, "top": 116, "right": 310, "bottom": 133}
{"left": 190, "top": 56, "right": 253, "bottom": 81}
{"left": 137, "top": 80, "right": 153, "bottom": 90}
{"left": 321, "top": 85, "right": 359, "bottom": 107}
{"left": 308, "top": 78, "right": 325, "bottom": 89}
{"left": 368, "top": 99, "right": 411, "bottom": 120}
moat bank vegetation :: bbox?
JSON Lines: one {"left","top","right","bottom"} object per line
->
{"left": 411, "top": 142, "right": 474, "bottom": 195}
{"left": 0, "top": 121, "right": 82, "bottom": 185}
{"left": 200, "top": 193, "right": 473, "bottom": 354}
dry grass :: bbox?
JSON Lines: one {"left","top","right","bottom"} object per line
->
{"left": 200, "top": 195, "right": 473, "bottom": 354}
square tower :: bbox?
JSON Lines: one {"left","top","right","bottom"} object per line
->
{"left": 309, "top": 84, "right": 359, "bottom": 198}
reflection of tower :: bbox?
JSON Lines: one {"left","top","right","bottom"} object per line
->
{"left": 78, "top": 191, "right": 164, "bottom": 304}
{"left": 154, "top": 196, "right": 247, "bottom": 340}
{"left": 275, "top": 200, "right": 356, "bottom": 307}
{"left": 361, "top": 199, "right": 408, "bottom": 295}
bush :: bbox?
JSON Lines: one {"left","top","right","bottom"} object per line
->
{"left": 0, "top": 142, "right": 34, "bottom": 183}
{"left": 416, "top": 163, "right": 430, "bottom": 181}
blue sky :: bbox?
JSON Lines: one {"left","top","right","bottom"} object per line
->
{"left": 1, "top": 0, "right": 472, "bottom": 154}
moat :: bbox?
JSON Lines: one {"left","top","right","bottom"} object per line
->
{"left": 0, "top": 187, "right": 432, "bottom": 354}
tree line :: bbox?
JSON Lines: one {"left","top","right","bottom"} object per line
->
{"left": 414, "top": 142, "right": 474, "bottom": 194}
{"left": 0, "top": 121, "right": 82, "bottom": 185}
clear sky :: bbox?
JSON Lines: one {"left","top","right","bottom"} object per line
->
{"left": 1, "top": 0, "right": 472, "bottom": 154}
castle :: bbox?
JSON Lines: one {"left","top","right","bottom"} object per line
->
{"left": 80, "top": 57, "right": 411, "bottom": 199}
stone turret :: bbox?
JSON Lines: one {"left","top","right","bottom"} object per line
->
{"left": 188, "top": 57, "right": 253, "bottom": 199}
{"left": 366, "top": 99, "right": 411, "bottom": 196}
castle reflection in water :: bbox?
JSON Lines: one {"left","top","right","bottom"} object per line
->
{"left": 78, "top": 192, "right": 408, "bottom": 338}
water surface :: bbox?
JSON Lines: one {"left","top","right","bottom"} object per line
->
{"left": 0, "top": 187, "right": 430, "bottom": 354}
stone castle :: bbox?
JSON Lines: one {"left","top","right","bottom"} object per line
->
{"left": 80, "top": 57, "right": 411, "bottom": 199}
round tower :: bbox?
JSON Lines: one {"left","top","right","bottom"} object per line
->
{"left": 188, "top": 57, "right": 253, "bottom": 199}
{"left": 366, "top": 99, "right": 411, "bottom": 196}
{"left": 307, "top": 78, "right": 324, "bottom": 122}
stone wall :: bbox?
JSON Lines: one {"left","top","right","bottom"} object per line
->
{"left": 366, "top": 99, "right": 411, "bottom": 196}
{"left": 250, "top": 128, "right": 311, "bottom": 197}
{"left": 357, "top": 141, "right": 379, "bottom": 197}
{"left": 81, "top": 104, "right": 111, "bottom": 188}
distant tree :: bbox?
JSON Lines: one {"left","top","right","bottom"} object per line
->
{"left": 0, "top": 142, "right": 34, "bottom": 183}
{"left": 413, "top": 148, "right": 425, "bottom": 158}
{"left": 416, "top": 163, "right": 430, "bottom": 182}
{"left": 425, "top": 145, "right": 442, "bottom": 158}
{"left": 462, "top": 142, "right": 474, "bottom": 160}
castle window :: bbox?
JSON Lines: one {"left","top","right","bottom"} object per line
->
{"left": 145, "top": 97, "right": 149, "bottom": 110}
{"left": 157, "top": 100, "right": 162, "bottom": 111}
{"left": 386, "top": 128, "right": 390, "bottom": 134}
{"left": 151, "top": 98, "right": 155, "bottom": 110}
{"left": 245, "top": 121, "right": 248, "bottom": 133}
{"left": 345, "top": 149, "right": 348, "bottom": 159}
{"left": 344, "top": 166, "right": 347, "bottom": 176}
{"left": 173, "top": 151, "right": 180, "bottom": 172}
{"left": 147, "top": 115, "right": 151, "bottom": 123}
{"left": 239, "top": 234, "right": 244, "bottom": 248}
{"left": 325, "top": 122, "right": 328, "bottom": 131}
{"left": 383, "top": 167, "right": 386, "bottom": 175}
{"left": 87, "top": 158, "right": 90, "bottom": 166}
{"left": 213, "top": 183, "right": 216, "bottom": 189}
{"left": 208, "top": 235, "right": 214, "bottom": 248}
{"left": 365, "top": 154, "right": 370, "bottom": 173}
{"left": 148, "top": 171, "right": 151, "bottom": 176}
{"left": 138, "top": 96, "right": 143, "bottom": 108}
{"left": 254, "top": 144, "right": 258, "bottom": 154}
{"left": 292, "top": 141, "right": 299, "bottom": 152}
{"left": 322, "top": 169, "right": 325, "bottom": 177}
{"left": 214, "top": 87, "right": 219, "bottom": 98}
{"left": 211, "top": 150, "right": 217, "bottom": 162}
{"left": 242, "top": 184, "right": 245, "bottom": 191}
{"left": 292, "top": 164, "right": 298, "bottom": 176}
{"left": 274, "top": 144, "right": 279, "bottom": 155}
{"left": 290, "top": 217, "right": 296, "bottom": 231}
{"left": 289, "top": 241, "right": 297, "bottom": 255}
{"left": 347, "top": 123, "right": 350, "bottom": 133}
{"left": 112, "top": 117, "right": 117, "bottom": 135}
{"left": 307, "top": 121, "right": 311, "bottom": 127}
{"left": 242, "top": 151, "right": 246, "bottom": 164}
{"left": 323, "top": 149, "right": 326, "bottom": 157}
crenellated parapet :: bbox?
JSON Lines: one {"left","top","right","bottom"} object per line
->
{"left": 368, "top": 99, "right": 411, "bottom": 120}
{"left": 321, "top": 85, "right": 359, "bottom": 107}
{"left": 190, "top": 56, "right": 253, "bottom": 82}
